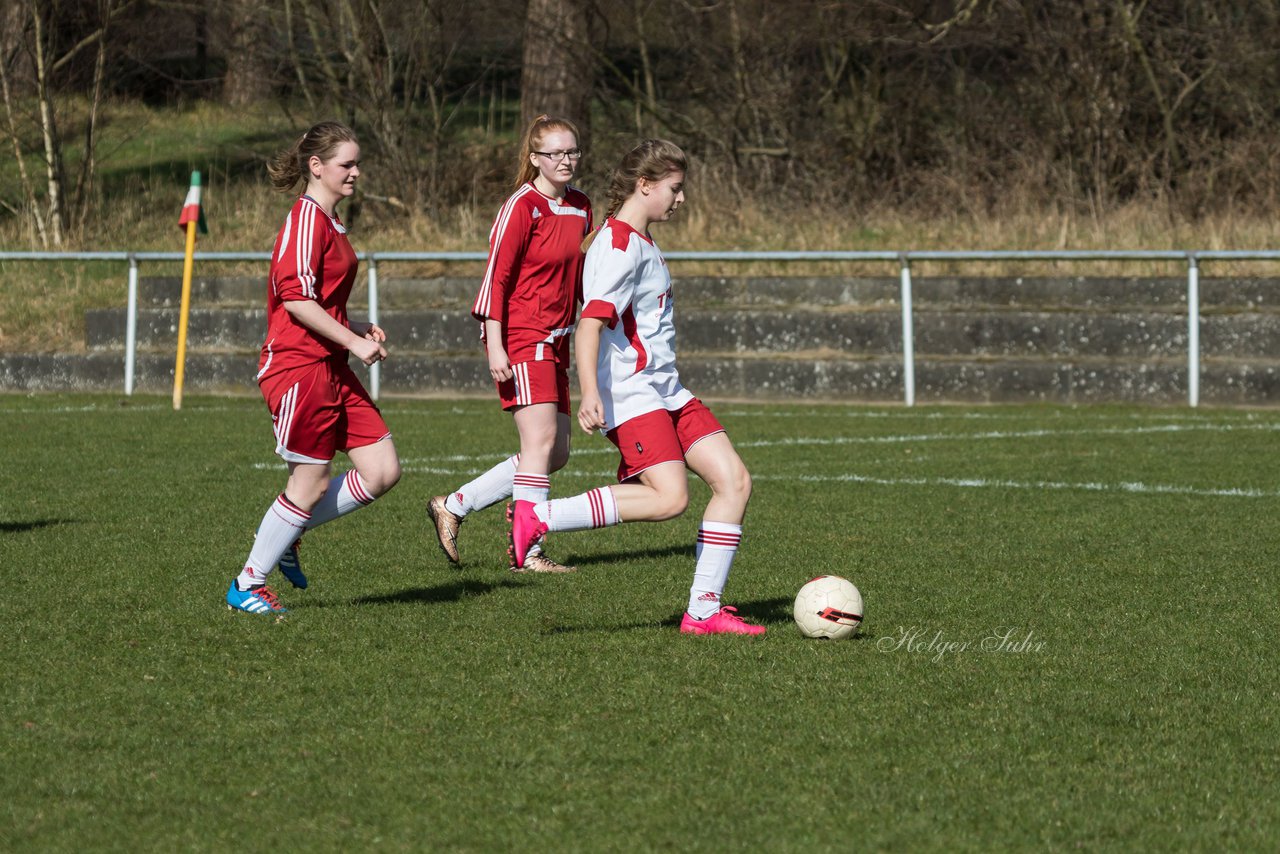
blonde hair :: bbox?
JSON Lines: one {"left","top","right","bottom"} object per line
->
{"left": 582, "top": 138, "right": 688, "bottom": 251}
{"left": 266, "top": 121, "right": 359, "bottom": 194}
{"left": 514, "top": 114, "right": 581, "bottom": 190}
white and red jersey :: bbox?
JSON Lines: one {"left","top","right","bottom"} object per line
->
{"left": 471, "top": 182, "right": 592, "bottom": 365}
{"left": 580, "top": 218, "right": 693, "bottom": 430}
{"left": 257, "top": 195, "right": 358, "bottom": 382}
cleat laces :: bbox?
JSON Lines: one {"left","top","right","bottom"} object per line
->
{"left": 254, "top": 585, "right": 284, "bottom": 610}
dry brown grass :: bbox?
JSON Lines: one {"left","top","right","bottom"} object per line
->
{"left": 3, "top": 99, "right": 1280, "bottom": 352}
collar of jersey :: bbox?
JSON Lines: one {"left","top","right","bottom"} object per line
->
{"left": 299, "top": 195, "right": 346, "bottom": 232}
{"left": 606, "top": 216, "right": 653, "bottom": 245}
{"left": 526, "top": 181, "right": 578, "bottom": 208}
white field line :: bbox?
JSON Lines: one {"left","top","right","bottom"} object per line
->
{"left": 736, "top": 421, "right": 1280, "bottom": 449}
{"left": 719, "top": 409, "right": 1259, "bottom": 423}
{"left": 244, "top": 420, "right": 1280, "bottom": 498}
{"left": 2, "top": 400, "right": 1270, "bottom": 427}
{"left": 753, "top": 472, "right": 1280, "bottom": 498}
{"left": 0, "top": 403, "right": 172, "bottom": 414}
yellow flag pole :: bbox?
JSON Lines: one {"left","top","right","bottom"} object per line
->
{"left": 173, "top": 217, "right": 198, "bottom": 410}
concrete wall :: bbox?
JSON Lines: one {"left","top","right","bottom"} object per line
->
{"left": 5, "top": 275, "right": 1280, "bottom": 404}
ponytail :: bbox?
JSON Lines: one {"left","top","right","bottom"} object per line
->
{"left": 267, "top": 121, "right": 359, "bottom": 194}
{"left": 581, "top": 138, "right": 689, "bottom": 252}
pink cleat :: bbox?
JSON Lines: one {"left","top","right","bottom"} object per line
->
{"left": 679, "top": 606, "right": 767, "bottom": 636}
{"left": 507, "top": 500, "right": 548, "bottom": 569}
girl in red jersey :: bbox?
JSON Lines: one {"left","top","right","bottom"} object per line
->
{"left": 509, "top": 139, "right": 764, "bottom": 635}
{"left": 226, "top": 121, "right": 401, "bottom": 617}
{"left": 426, "top": 115, "right": 592, "bottom": 573}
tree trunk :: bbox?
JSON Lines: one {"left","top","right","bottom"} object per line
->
{"left": 0, "top": 2, "right": 27, "bottom": 95}
{"left": 223, "top": 0, "right": 271, "bottom": 107}
{"left": 30, "top": 1, "right": 64, "bottom": 245}
{"left": 73, "top": 7, "right": 110, "bottom": 236}
{"left": 520, "top": 0, "right": 595, "bottom": 147}
{"left": 0, "top": 19, "right": 48, "bottom": 248}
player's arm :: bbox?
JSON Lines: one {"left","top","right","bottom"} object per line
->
{"left": 485, "top": 318, "right": 512, "bottom": 382}
{"left": 349, "top": 319, "right": 387, "bottom": 343}
{"left": 472, "top": 198, "right": 530, "bottom": 326}
{"left": 285, "top": 300, "right": 386, "bottom": 365}
{"left": 576, "top": 254, "right": 631, "bottom": 433}
{"left": 272, "top": 206, "right": 385, "bottom": 365}
{"left": 574, "top": 317, "right": 606, "bottom": 434}
{"left": 472, "top": 199, "right": 531, "bottom": 381}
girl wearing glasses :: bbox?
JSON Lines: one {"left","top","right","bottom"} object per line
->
{"left": 426, "top": 115, "right": 592, "bottom": 573}
{"left": 508, "top": 139, "right": 764, "bottom": 635}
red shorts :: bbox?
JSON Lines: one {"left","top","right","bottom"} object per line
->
{"left": 606, "top": 398, "right": 725, "bottom": 482}
{"left": 497, "top": 359, "right": 570, "bottom": 415}
{"left": 259, "top": 359, "right": 391, "bottom": 464}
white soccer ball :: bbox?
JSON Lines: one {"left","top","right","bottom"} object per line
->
{"left": 793, "top": 575, "right": 864, "bottom": 640}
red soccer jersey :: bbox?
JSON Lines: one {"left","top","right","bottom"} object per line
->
{"left": 257, "top": 195, "right": 358, "bottom": 382}
{"left": 471, "top": 182, "right": 592, "bottom": 364}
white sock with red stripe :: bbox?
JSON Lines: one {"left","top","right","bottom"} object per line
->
{"left": 306, "top": 469, "right": 376, "bottom": 529}
{"left": 512, "top": 472, "right": 550, "bottom": 504}
{"left": 687, "top": 521, "right": 743, "bottom": 619}
{"left": 237, "top": 494, "right": 311, "bottom": 589}
{"left": 444, "top": 455, "right": 518, "bottom": 516}
{"left": 536, "top": 487, "right": 620, "bottom": 532}
{"left": 513, "top": 472, "right": 551, "bottom": 557}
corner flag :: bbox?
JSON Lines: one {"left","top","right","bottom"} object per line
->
{"left": 173, "top": 170, "right": 206, "bottom": 410}
{"left": 178, "top": 170, "right": 208, "bottom": 234}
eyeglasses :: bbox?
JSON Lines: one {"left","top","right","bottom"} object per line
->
{"left": 533, "top": 149, "right": 583, "bottom": 162}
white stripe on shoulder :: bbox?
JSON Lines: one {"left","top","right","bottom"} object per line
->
{"left": 477, "top": 185, "right": 538, "bottom": 311}
{"left": 297, "top": 203, "right": 317, "bottom": 299}
{"left": 276, "top": 211, "right": 293, "bottom": 262}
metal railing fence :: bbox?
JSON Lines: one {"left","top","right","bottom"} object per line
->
{"left": 4, "top": 249, "right": 1280, "bottom": 406}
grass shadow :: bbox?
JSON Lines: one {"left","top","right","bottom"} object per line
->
{"left": 544, "top": 594, "right": 794, "bottom": 635}
{"left": 555, "top": 543, "right": 695, "bottom": 569}
{"left": 1, "top": 519, "right": 75, "bottom": 533}
{"left": 323, "top": 577, "right": 524, "bottom": 609}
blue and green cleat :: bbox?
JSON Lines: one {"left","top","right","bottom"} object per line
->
{"left": 277, "top": 538, "right": 307, "bottom": 589}
{"left": 226, "top": 581, "right": 288, "bottom": 616}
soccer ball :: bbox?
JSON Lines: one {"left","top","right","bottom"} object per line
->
{"left": 793, "top": 575, "right": 864, "bottom": 640}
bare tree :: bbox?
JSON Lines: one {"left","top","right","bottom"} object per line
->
{"left": 222, "top": 0, "right": 273, "bottom": 107}
{"left": 1, "top": 0, "right": 135, "bottom": 246}
{"left": 30, "top": 0, "right": 66, "bottom": 245}
{"left": 0, "top": 7, "right": 47, "bottom": 246}
{"left": 520, "top": 0, "right": 596, "bottom": 145}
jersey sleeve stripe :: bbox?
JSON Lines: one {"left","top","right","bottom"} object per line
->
{"left": 582, "top": 299, "right": 619, "bottom": 328}
{"left": 474, "top": 186, "right": 532, "bottom": 317}
{"left": 276, "top": 211, "right": 292, "bottom": 263}
{"left": 297, "top": 203, "right": 317, "bottom": 299}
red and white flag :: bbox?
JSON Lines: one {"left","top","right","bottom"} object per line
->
{"left": 178, "top": 170, "right": 208, "bottom": 234}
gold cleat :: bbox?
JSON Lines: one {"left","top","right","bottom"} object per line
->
{"left": 426, "top": 495, "right": 463, "bottom": 564}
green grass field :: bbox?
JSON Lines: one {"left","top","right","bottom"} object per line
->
{"left": 3, "top": 394, "right": 1278, "bottom": 850}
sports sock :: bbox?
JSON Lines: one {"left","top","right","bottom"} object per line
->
{"left": 537, "top": 487, "right": 620, "bottom": 532}
{"left": 237, "top": 494, "right": 311, "bottom": 589}
{"left": 513, "top": 472, "right": 551, "bottom": 557}
{"left": 445, "top": 454, "right": 518, "bottom": 516}
{"left": 306, "top": 469, "right": 375, "bottom": 529}
{"left": 512, "top": 471, "right": 550, "bottom": 504}
{"left": 686, "top": 521, "right": 743, "bottom": 619}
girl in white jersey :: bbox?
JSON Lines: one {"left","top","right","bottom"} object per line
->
{"left": 509, "top": 139, "right": 764, "bottom": 635}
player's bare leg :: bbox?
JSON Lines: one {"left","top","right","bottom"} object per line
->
{"left": 683, "top": 432, "right": 751, "bottom": 526}
{"left": 346, "top": 436, "right": 402, "bottom": 498}
{"left": 266, "top": 440, "right": 400, "bottom": 590}
{"left": 229, "top": 460, "right": 331, "bottom": 614}
{"left": 680, "top": 433, "right": 761, "bottom": 635}
{"left": 508, "top": 404, "right": 575, "bottom": 572}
